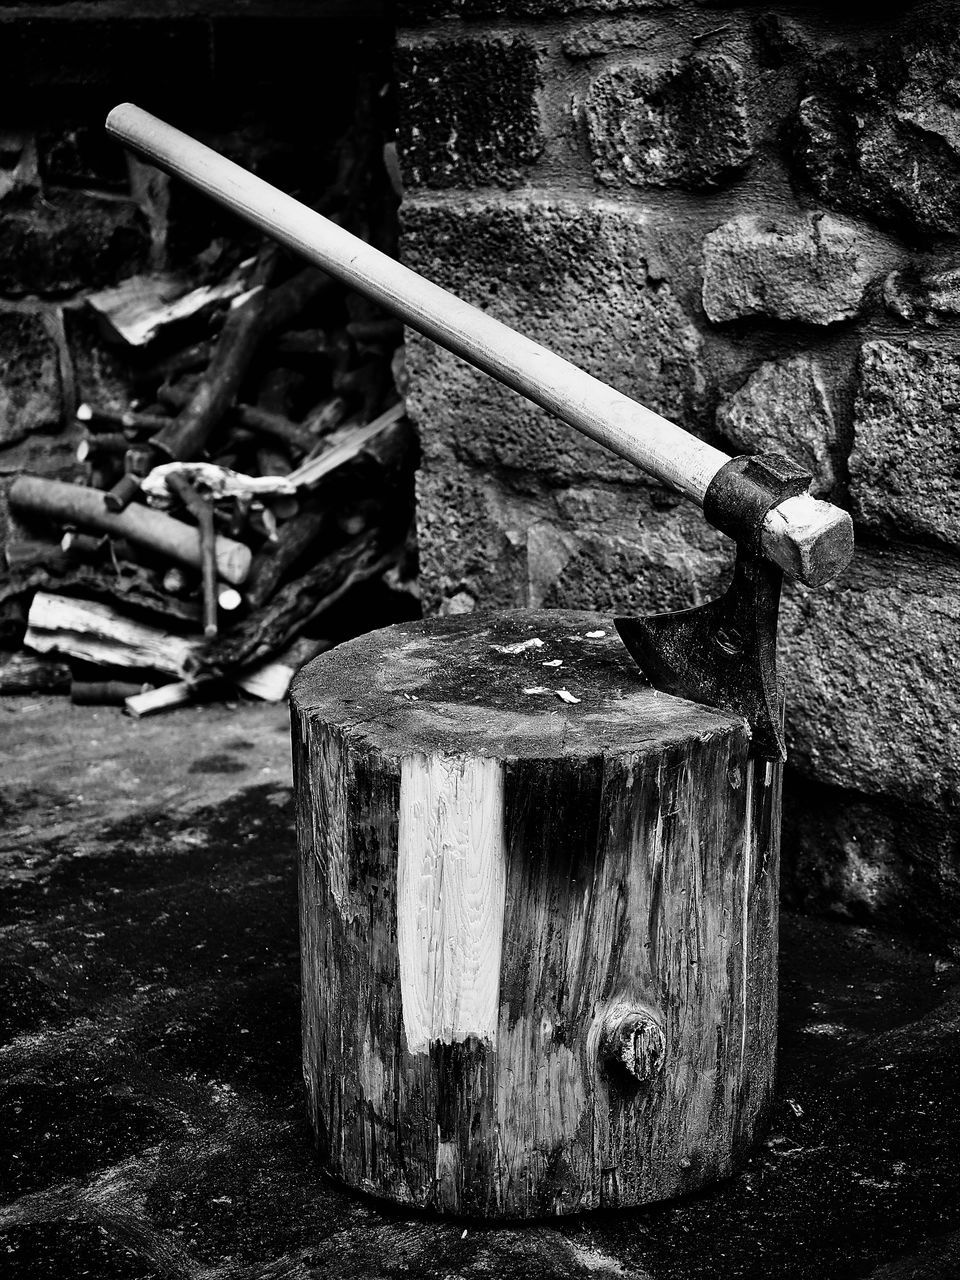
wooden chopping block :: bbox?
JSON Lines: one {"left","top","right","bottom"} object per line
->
{"left": 290, "top": 608, "right": 780, "bottom": 1218}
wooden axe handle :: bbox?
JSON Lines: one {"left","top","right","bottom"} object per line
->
{"left": 106, "top": 103, "right": 853, "bottom": 588}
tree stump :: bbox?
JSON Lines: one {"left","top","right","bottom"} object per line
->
{"left": 291, "top": 608, "right": 780, "bottom": 1218}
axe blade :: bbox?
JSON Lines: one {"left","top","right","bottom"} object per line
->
{"left": 614, "top": 553, "right": 786, "bottom": 762}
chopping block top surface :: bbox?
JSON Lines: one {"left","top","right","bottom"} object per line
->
{"left": 291, "top": 607, "right": 748, "bottom": 760}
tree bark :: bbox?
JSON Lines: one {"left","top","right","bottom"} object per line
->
{"left": 291, "top": 609, "right": 780, "bottom": 1218}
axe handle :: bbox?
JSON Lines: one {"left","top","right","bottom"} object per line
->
{"left": 105, "top": 103, "right": 852, "bottom": 588}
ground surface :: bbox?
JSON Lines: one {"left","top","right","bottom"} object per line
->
{"left": 2, "top": 696, "right": 959, "bottom": 1280}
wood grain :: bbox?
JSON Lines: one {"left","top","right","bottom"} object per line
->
{"left": 291, "top": 610, "right": 780, "bottom": 1217}
{"left": 25, "top": 591, "right": 198, "bottom": 677}
{"left": 397, "top": 754, "right": 506, "bottom": 1055}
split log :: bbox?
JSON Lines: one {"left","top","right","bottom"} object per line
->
{"left": 25, "top": 591, "right": 199, "bottom": 677}
{"left": 10, "top": 476, "right": 252, "bottom": 585}
{"left": 124, "top": 679, "right": 199, "bottom": 718}
{"left": 86, "top": 270, "right": 247, "bottom": 348}
{"left": 291, "top": 609, "right": 780, "bottom": 1217}
{"left": 234, "top": 635, "right": 328, "bottom": 702}
{"left": 1, "top": 563, "right": 200, "bottom": 632}
{"left": 286, "top": 403, "right": 405, "bottom": 488}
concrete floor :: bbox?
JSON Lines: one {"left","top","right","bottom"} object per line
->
{"left": 2, "top": 696, "right": 960, "bottom": 1280}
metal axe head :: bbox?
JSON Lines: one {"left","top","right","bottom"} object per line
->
{"left": 615, "top": 455, "right": 818, "bottom": 762}
{"left": 615, "top": 551, "right": 785, "bottom": 761}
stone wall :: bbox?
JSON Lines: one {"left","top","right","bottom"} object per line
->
{"left": 394, "top": 2, "right": 960, "bottom": 944}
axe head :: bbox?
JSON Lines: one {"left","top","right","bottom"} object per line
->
{"left": 615, "top": 551, "right": 786, "bottom": 761}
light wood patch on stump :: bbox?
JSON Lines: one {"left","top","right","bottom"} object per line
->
{"left": 291, "top": 609, "right": 780, "bottom": 1217}
{"left": 398, "top": 754, "right": 506, "bottom": 1054}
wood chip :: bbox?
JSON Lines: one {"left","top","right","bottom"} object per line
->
{"left": 491, "top": 638, "right": 545, "bottom": 655}
{"left": 555, "top": 689, "right": 581, "bottom": 704}
{"left": 541, "top": 658, "right": 563, "bottom": 667}
{"left": 585, "top": 630, "right": 606, "bottom": 638}
{"left": 522, "top": 686, "right": 551, "bottom": 695}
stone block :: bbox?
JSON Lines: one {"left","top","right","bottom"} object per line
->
{"left": 701, "top": 213, "right": 874, "bottom": 325}
{"left": 882, "top": 262, "right": 960, "bottom": 321}
{"left": 792, "top": 23, "right": 960, "bottom": 238}
{"left": 416, "top": 458, "right": 730, "bottom": 618}
{"left": 0, "top": 191, "right": 149, "bottom": 297}
{"left": 850, "top": 340, "right": 960, "bottom": 550}
{"left": 396, "top": 37, "right": 542, "bottom": 189}
{"left": 64, "top": 307, "right": 135, "bottom": 416}
{"left": 715, "top": 354, "right": 838, "bottom": 495}
{"left": 780, "top": 542, "right": 960, "bottom": 810}
{"left": 583, "top": 53, "right": 752, "bottom": 189}
{"left": 0, "top": 310, "right": 62, "bottom": 448}
{"left": 400, "top": 197, "right": 708, "bottom": 485}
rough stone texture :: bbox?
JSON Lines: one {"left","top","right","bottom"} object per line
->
{"left": 401, "top": 198, "right": 708, "bottom": 485}
{"left": 64, "top": 306, "right": 134, "bottom": 416}
{"left": 716, "top": 354, "right": 838, "bottom": 495}
{"left": 395, "top": 37, "right": 543, "bottom": 189}
{"left": 0, "top": 190, "right": 149, "bottom": 297}
{"left": 792, "top": 21, "right": 960, "bottom": 240}
{"left": 0, "top": 310, "right": 63, "bottom": 447}
{"left": 701, "top": 213, "right": 875, "bottom": 325}
{"left": 780, "top": 546, "right": 960, "bottom": 811}
{"left": 562, "top": 17, "right": 678, "bottom": 59}
{"left": 3, "top": 699, "right": 960, "bottom": 1278}
{"left": 584, "top": 53, "right": 753, "bottom": 189}
{"left": 882, "top": 262, "right": 960, "bottom": 321}
{"left": 782, "top": 774, "right": 960, "bottom": 947}
{"left": 400, "top": 0, "right": 674, "bottom": 18}
{"left": 416, "top": 458, "right": 730, "bottom": 616}
{"left": 752, "top": 13, "right": 810, "bottom": 70}
{"left": 850, "top": 340, "right": 960, "bottom": 551}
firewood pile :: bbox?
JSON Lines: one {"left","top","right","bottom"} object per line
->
{"left": 0, "top": 242, "right": 418, "bottom": 715}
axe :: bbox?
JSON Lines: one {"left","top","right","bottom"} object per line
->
{"left": 105, "top": 104, "right": 854, "bottom": 761}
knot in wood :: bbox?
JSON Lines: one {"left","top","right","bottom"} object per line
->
{"left": 599, "top": 1004, "right": 665, "bottom": 1084}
